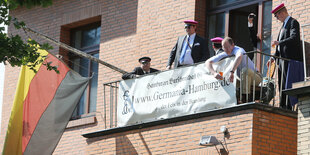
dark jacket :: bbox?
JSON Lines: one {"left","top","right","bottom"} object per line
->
{"left": 276, "top": 17, "right": 303, "bottom": 62}
{"left": 122, "top": 67, "right": 159, "bottom": 80}
{"left": 167, "top": 34, "right": 209, "bottom": 68}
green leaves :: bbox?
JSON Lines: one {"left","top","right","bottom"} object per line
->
{"left": 7, "top": 0, "right": 53, "bottom": 9}
{"left": 0, "top": 0, "right": 59, "bottom": 73}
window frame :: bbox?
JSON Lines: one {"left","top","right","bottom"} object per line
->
{"left": 69, "top": 22, "right": 101, "bottom": 119}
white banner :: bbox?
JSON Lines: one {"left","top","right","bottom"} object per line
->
{"left": 118, "top": 57, "right": 237, "bottom": 127}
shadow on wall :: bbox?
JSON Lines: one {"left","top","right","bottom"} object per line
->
{"left": 100, "top": 0, "right": 138, "bottom": 42}
{"left": 59, "top": 0, "right": 138, "bottom": 63}
{"left": 115, "top": 135, "right": 138, "bottom": 155}
{"left": 304, "top": 41, "right": 310, "bottom": 77}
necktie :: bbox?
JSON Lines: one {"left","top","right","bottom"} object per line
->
{"left": 179, "top": 36, "right": 190, "bottom": 63}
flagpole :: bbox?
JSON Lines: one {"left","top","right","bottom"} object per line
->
{"left": 22, "top": 26, "right": 127, "bottom": 74}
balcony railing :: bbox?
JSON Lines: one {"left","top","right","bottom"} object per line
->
{"left": 102, "top": 51, "right": 305, "bottom": 129}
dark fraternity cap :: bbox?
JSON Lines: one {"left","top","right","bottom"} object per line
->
{"left": 271, "top": 3, "right": 285, "bottom": 14}
{"left": 210, "top": 37, "right": 223, "bottom": 43}
{"left": 138, "top": 56, "right": 151, "bottom": 63}
{"left": 184, "top": 20, "right": 198, "bottom": 26}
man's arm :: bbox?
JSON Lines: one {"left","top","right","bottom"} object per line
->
{"left": 231, "top": 54, "right": 243, "bottom": 73}
{"left": 228, "top": 53, "right": 243, "bottom": 82}
{"left": 122, "top": 67, "right": 139, "bottom": 80}
{"left": 166, "top": 41, "right": 178, "bottom": 70}
{"left": 205, "top": 59, "right": 223, "bottom": 80}
{"left": 278, "top": 19, "right": 300, "bottom": 46}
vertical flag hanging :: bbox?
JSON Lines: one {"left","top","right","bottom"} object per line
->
{"left": 2, "top": 49, "right": 90, "bottom": 155}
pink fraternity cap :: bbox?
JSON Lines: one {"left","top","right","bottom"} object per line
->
{"left": 271, "top": 3, "right": 285, "bottom": 14}
{"left": 210, "top": 37, "right": 223, "bottom": 43}
{"left": 184, "top": 20, "right": 198, "bottom": 25}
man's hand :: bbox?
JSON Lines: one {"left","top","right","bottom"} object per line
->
{"left": 266, "top": 57, "right": 275, "bottom": 67}
{"left": 229, "top": 72, "right": 234, "bottom": 82}
{"left": 166, "top": 66, "right": 171, "bottom": 70}
{"left": 272, "top": 41, "right": 279, "bottom": 47}
{"left": 214, "top": 73, "right": 223, "bottom": 80}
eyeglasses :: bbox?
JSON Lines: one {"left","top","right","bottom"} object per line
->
{"left": 141, "top": 61, "right": 150, "bottom": 65}
{"left": 185, "top": 25, "right": 193, "bottom": 29}
{"left": 274, "top": 12, "right": 281, "bottom": 18}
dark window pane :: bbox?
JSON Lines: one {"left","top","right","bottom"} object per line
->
{"left": 70, "top": 23, "right": 100, "bottom": 118}
{"left": 72, "top": 30, "right": 82, "bottom": 49}
{"left": 207, "top": 13, "right": 225, "bottom": 56}
{"left": 261, "top": 1, "right": 272, "bottom": 76}
{"left": 89, "top": 53, "right": 99, "bottom": 113}
{"left": 82, "top": 27, "right": 101, "bottom": 48}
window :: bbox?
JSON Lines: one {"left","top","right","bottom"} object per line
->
{"left": 70, "top": 22, "right": 101, "bottom": 119}
{"left": 207, "top": 13, "right": 225, "bottom": 56}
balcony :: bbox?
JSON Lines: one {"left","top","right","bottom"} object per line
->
{"left": 82, "top": 51, "right": 305, "bottom": 133}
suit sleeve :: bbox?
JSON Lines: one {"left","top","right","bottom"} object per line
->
{"left": 278, "top": 19, "right": 300, "bottom": 46}
{"left": 150, "top": 68, "right": 159, "bottom": 73}
{"left": 167, "top": 40, "right": 178, "bottom": 67}
{"left": 122, "top": 67, "right": 138, "bottom": 80}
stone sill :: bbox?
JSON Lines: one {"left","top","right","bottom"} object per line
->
{"left": 67, "top": 116, "right": 97, "bottom": 129}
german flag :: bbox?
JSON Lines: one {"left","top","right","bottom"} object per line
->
{"left": 2, "top": 49, "right": 90, "bottom": 155}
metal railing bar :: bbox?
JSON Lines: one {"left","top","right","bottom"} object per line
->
{"left": 110, "top": 84, "right": 113, "bottom": 128}
{"left": 103, "top": 85, "right": 107, "bottom": 129}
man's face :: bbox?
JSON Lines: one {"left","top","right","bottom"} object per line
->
{"left": 222, "top": 41, "right": 234, "bottom": 54}
{"left": 248, "top": 17, "right": 254, "bottom": 23}
{"left": 140, "top": 59, "right": 151, "bottom": 71}
{"left": 274, "top": 11, "right": 285, "bottom": 22}
{"left": 185, "top": 25, "right": 196, "bottom": 35}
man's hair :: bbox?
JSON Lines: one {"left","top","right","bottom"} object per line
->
{"left": 213, "top": 43, "right": 222, "bottom": 49}
{"left": 223, "top": 37, "right": 234, "bottom": 45}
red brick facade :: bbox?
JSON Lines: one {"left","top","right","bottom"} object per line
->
{"left": 1, "top": 0, "right": 308, "bottom": 154}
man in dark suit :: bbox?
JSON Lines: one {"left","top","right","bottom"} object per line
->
{"left": 122, "top": 57, "right": 159, "bottom": 80}
{"left": 268, "top": 3, "right": 303, "bottom": 109}
{"left": 166, "top": 20, "right": 209, "bottom": 69}
{"left": 248, "top": 13, "right": 260, "bottom": 60}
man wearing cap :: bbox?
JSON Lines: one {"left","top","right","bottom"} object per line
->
{"left": 122, "top": 57, "right": 159, "bottom": 80}
{"left": 166, "top": 20, "right": 209, "bottom": 69}
{"left": 268, "top": 3, "right": 303, "bottom": 109}
{"left": 248, "top": 13, "right": 260, "bottom": 60}
{"left": 210, "top": 37, "right": 224, "bottom": 55}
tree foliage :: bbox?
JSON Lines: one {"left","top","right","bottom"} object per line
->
{"left": 0, "top": 0, "right": 57, "bottom": 73}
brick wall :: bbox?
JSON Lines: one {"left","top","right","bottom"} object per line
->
{"left": 297, "top": 96, "right": 310, "bottom": 154}
{"left": 82, "top": 109, "right": 254, "bottom": 155}
{"left": 0, "top": 0, "right": 199, "bottom": 153}
{"left": 252, "top": 110, "right": 297, "bottom": 155}
{"left": 58, "top": 108, "right": 296, "bottom": 155}
{"left": 1, "top": 0, "right": 305, "bottom": 154}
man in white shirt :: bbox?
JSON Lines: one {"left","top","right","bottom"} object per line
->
{"left": 205, "top": 37, "right": 262, "bottom": 102}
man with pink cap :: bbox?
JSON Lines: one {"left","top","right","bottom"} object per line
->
{"left": 268, "top": 3, "right": 303, "bottom": 109}
{"left": 166, "top": 20, "right": 209, "bottom": 69}
{"left": 210, "top": 37, "right": 224, "bottom": 55}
